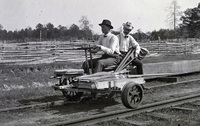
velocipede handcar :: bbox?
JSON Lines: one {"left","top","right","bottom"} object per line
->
{"left": 52, "top": 45, "right": 149, "bottom": 108}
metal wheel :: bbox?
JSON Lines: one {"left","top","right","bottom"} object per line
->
{"left": 62, "top": 91, "right": 83, "bottom": 101}
{"left": 121, "top": 82, "right": 144, "bottom": 108}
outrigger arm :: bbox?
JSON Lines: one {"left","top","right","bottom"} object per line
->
{"left": 115, "top": 47, "right": 136, "bottom": 72}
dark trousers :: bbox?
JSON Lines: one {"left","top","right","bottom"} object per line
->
{"left": 82, "top": 55, "right": 119, "bottom": 74}
{"left": 120, "top": 51, "right": 143, "bottom": 74}
{"left": 132, "top": 58, "right": 143, "bottom": 74}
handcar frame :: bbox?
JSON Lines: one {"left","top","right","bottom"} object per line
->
{"left": 51, "top": 45, "right": 148, "bottom": 108}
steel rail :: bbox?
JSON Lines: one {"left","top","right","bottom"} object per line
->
{"left": 148, "top": 78, "right": 200, "bottom": 89}
{"left": 0, "top": 100, "right": 65, "bottom": 113}
{"left": 1, "top": 78, "right": 199, "bottom": 113}
{"left": 48, "top": 93, "right": 200, "bottom": 126}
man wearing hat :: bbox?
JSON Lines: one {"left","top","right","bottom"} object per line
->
{"left": 82, "top": 19, "right": 121, "bottom": 74}
{"left": 118, "top": 22, "right": 143, "bottom": 74}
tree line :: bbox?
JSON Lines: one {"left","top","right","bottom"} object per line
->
{"left": 146, "top": 2, "right": 200, "bottom": 41}
{"left": 0, "top": 3, "right": 199, "bottom": 42}
{"left": 0, "top": 16, "right": 94, "bottom": 42}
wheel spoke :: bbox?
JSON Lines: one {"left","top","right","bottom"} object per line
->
{"left": 129, "top": 86, "right": 140, "bottom": 96}
{"left": 127, "top": 95, "right": 132, "bottom": 103}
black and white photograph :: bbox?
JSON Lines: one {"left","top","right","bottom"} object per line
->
{"left": 0, "top": 0, "right": 200, "bottom": 125}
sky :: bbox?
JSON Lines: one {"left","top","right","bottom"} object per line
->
{"left": 0, "top": 0, "right": 199, "bottom": 34}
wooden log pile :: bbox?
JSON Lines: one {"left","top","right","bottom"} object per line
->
{"left": 0, "top": 39, "right": 200, "bottom": 65}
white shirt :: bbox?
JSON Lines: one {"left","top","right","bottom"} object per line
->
{"left": 118, "top": 32, "right": 141, "bottom": 55}
{"left": 96, "top": 32, "right": 120, "bottom": 55}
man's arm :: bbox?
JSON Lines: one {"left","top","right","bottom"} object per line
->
{"left": 89, "top": 36, "right": 103, "bottom": 53}
{"left": 130, "top": 36, "right": 141, "bottom": 57}
{"left": 98, "top": 35, "right": 118, "bottom": 54}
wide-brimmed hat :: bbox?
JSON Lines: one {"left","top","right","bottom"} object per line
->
{"left": 123, "top": 22, "right": 134, "bottom": 30}
{"left": 99, "top": 19, "right": 113, "bottom": 29}
{"left": 138, "top": 47, "right": 149, "bottom": 60}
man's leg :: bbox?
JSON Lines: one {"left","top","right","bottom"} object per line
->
{"left": 94, "top": 57, "right": 118, "bottom": 73}
{"left": 82, "top": 58, "right": 101, "bottom": 74}
{"left": 132, "top": 59, "right": 143, "bottom": 74}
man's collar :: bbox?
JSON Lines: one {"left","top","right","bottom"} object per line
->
{"left": 121, "top": 32, "right": 129, "bottom": 38}
{"left": 103, "top": 32, "right": 111, "bottom": 37}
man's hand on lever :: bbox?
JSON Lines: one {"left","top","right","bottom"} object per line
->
{"left": 89, "top": 45, "right": 101, "bottom": 53}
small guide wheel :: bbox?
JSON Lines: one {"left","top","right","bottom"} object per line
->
{"left": 121, "top": 82, "right": 144, "bottom": 108}
{"left": 62, "top": 91, "right": 83, "bottom": 102}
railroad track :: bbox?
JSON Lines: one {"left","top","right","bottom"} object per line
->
{"left": 47, "top": 93, "right": 200, "bottom": 126}
{"left": 1, "top": 78, "right": 200, "bottom": 113}
{"left": 1, "top": 78, "right": 200, "bottom": 112}
{"left": 1, "top": 75, "right": 200, "bottom": 126}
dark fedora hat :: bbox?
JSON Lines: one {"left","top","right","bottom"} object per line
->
{"left": 99, "top": 19, "right": 113, "bottom": 29}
